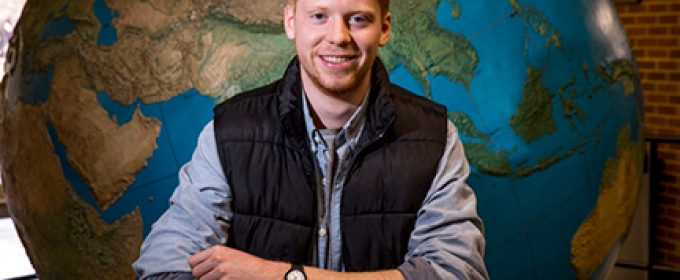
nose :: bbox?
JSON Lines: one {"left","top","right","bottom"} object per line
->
{"left": 326, "top": 17, "right": 350, "bottom": 45}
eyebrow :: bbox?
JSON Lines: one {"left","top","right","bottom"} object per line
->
{"left": 297, "top": 2, "right": 378, "bottom": 15}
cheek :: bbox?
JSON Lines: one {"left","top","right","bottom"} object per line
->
{"left": 356, "top": 32, "right": 383, "bottom": 50}
{"left": 296, "top": 35, "right": 319, "bottom": 50}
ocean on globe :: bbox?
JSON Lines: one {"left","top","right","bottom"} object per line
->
{"left": 0, "top": 0, "right": 643, "bottom": 279}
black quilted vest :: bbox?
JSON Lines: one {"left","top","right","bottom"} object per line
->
{"left": 213, "top": 58, "right": 447, "bottom": 271}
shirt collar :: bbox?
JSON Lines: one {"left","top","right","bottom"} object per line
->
{"left": 302, "top": 90, "right": 370, "bottom": 150}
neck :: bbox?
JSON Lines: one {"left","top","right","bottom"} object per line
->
{"left": 305, "top": 87, "right": 367, "bottom": 129}
{"left": 302, "top": 77, "right": 370, "bottom": 130}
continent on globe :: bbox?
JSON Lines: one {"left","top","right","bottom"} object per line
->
{"left": 46, "top": 55, "right": 161, "bottom": 211}
{"left": 379, "top": 0, "right": 478, "bottom": 99}
{"left": 509, "top": 65, "right": 557, "bottom": 144}
{"left": 0, "top": 93, "right": 143, "bottom": 279}
{"left": 594, "top": 59, "right": 639, "bottom": 96}
{"left": 571, "top": 126, "right": 644, "bottom": 280}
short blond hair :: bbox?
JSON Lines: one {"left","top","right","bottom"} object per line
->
{"left": 288, "top": 0, "right": 390, "bottom": 16}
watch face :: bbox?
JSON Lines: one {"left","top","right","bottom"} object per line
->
{"left": 286, "top": 269, "right": 306, "bottom": 280}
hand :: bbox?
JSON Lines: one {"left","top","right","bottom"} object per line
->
{"left": 188, "top": 245, "right": 288, "bottom": 280}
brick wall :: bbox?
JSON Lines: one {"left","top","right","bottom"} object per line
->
{"left": 616, "top": 0, "right": 680, "bottom": 268}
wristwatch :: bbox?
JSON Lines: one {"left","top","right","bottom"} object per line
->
{"left": 284, "top": 264, "right": 307, "bottom": 280}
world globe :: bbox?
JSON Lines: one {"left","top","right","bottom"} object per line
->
{"left": 0, "top": 0, "right": 644, "bottom": 279}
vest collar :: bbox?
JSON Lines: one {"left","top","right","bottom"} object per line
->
{"left": 278, "top": 57, "right": 397, "bottom": 153}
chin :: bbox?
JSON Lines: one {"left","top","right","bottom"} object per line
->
{"left": 318, "top": 80, "right": 361, "bottom": 96}
{"left": 308, "top": 73, "right": 356, "bottom": 94}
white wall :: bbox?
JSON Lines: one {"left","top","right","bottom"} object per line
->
{"left": 0, "top": 0, "right": 27, "bottom": 78}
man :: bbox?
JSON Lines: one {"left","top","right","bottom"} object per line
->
{"left": 133, "top": 0, "right": 488, "bottom": 279}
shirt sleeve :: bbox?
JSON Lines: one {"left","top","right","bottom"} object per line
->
{"left": 143, "top": 272, "right": 195, "bottom": 280}
{"left": 401, "top": 120, "right": 489, "bottom": 280}
{"left": 133, "top": 121, "right": 232, "bottom": 279}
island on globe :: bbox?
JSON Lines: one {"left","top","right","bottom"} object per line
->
{"left": 0, "top": 0, "right": 643, "bottom": 279}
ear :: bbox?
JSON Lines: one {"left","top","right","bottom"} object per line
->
{"left": 284, "top": 4, "right": 296, "bottom": 40}
{"left": 379, "top": 12, "right": 391, "bottom": 47}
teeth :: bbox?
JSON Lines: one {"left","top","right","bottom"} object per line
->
{"left": 323, "top": 56, "right": 351, "bottom": 63}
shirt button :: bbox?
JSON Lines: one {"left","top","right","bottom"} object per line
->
{"left": 321, "top": 177, "right": 327, "bottom": 185}
{"left": 311, "top": 146, "right": 317, "bottom": 153}
{"left": 319, "top": 228, "right": 327, "bottom": 237}
{"left": 314, "top": 136, "right": 321, "bottom": 143}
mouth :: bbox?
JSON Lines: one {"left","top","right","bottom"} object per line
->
{"left": 320, "top": 55, "right": 356, "bottom": 64}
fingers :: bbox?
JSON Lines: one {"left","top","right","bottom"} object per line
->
{"left": 191, "top": 261, "right": 212, "bottom": 279}
{"left": 188, "top": 248, "right": 209, "bottom": 268}
{"left": 189, "top": 246, "right": 228, "bottom": 279}
{"left": 189, "top": 246, "right": 274, "bottom": 280}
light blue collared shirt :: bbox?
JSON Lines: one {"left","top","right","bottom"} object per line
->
{"left": 302, "top": 90, "right": 369, "bottom": 271}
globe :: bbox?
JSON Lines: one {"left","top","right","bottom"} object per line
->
{"left": 0, "top": 0, "right": 644, "bottom": 279}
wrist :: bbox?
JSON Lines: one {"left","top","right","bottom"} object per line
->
{"left": 264, "top": 261, "right": 292, "bottom": 280}
{"left": 284, "top": 263, "right": 307, "bottom": 280}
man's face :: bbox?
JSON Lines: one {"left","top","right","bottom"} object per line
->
{"left": 284, "top": 0, "right": 391, "bottom": 96}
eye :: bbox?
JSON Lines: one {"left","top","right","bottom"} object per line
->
{"left": 349, "top": 14, "right": 372, "bottom": 26}
{"left": 351, "top": 15, "right": 366, "bottom": 23}
{"left": 311, "top": 13, "right": 326, "bottom": 21}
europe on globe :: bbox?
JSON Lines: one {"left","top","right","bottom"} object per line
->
{"left": 0, "top": 0, "right": 643, "bottom": 279}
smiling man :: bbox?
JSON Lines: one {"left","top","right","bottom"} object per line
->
{"left": 133, "top": 0, "right": 488, "bottom": 279}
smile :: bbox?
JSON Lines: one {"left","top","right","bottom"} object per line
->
{"left": 321, "top": 55, "right": 355, "bottom": 63}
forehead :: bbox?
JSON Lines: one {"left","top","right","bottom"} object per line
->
{"left": 293, "top": 0, "right": 383, "bottom": 13}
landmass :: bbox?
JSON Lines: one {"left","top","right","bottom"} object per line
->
{"left": 381, "top": 0, "right": 478, "bottom": 98}
{"left": 106, "top": 0, "right": 287, "bottom": 35}
{"left": 557, "top": 75, "right": 587, "bottom": 130}
{"left": 217, "top": 22, "right": 294, "bottom": 98}
{"left": 512, "top": 97, "right": 615, "bottom": 178}
{"left": 509, "top": 65, "right": 557, "bottom": 144}
{"left": 0, "top": 99, "right": 142, "bottom": 279}
{"left": 509, "top": 0, "right": 563, "bottom": 49}
{"left": 594, "top": 59, "right": 639, "bottom": 95}
{"left": 18, "top": 0, "right": 102, "bottom": 64}
{"left": 448, "top": 0, "right": 461, "bottom": 19}
{"left": 589, "top": 84, "right": 603, "bottom": 99}
{"left": 80, "top": 20, "right": 206, "bottom": 105}
{"left": 594, "top": 125, "right": 604, "bottom": 144}
{"left": 5, "top": 0, "right": 295, "bottom": 277}
{"left": 45, "top": 54, "right": 161, "bottom": 211}
{"left": 25, "top": 0, "right": 294, "bottom": 211}
{"left": 514, "top": 139, "right": 588, "bottom": 177}
{"left": 571, "top": 126, "right": 644, "bottom": 280}
{"left": 21, "top": 0, "right": 294, "bottom": 106}
{"left": 199, "top": 0, "right": 287, "bottom": 33}
{"left": 462, "top": 142, "right": 513, "bottom": 176}
{"left": 448, "top": 112, "right": 488, "bottom": 140}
